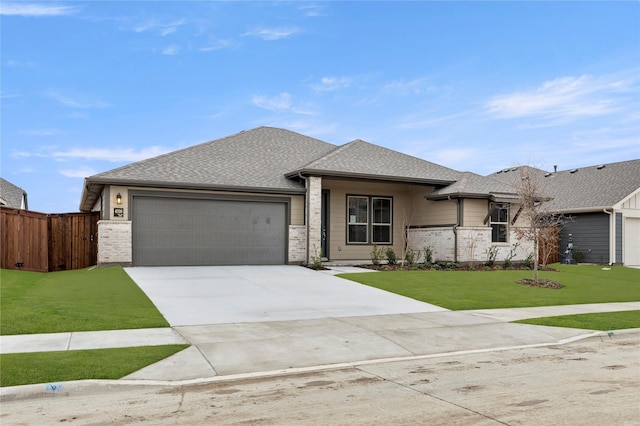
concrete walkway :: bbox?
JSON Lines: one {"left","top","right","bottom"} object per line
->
{"left": 2, "top": 302, "right": 638, "bottom": 383}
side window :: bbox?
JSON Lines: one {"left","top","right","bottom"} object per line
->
{"left": 490, "top": 203, "right": 509, "bottom": 243}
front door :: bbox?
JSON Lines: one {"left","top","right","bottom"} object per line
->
{"left": 321, "top": 190, "right": 330, "bottom": 259}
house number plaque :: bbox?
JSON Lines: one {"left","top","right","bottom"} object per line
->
{"left": 113, "top": 208, "right": 124, "bottom": 218}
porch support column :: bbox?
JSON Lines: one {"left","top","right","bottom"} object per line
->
{"left": 307, "top": 176, "right": 322, "bottom": 264}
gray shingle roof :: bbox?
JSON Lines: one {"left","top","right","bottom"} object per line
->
{"left": 0, "top": 178, "right": 28, "bottom": 209}
{"left": 288, "top": 139, "right": 461, "bottom": 184}
{"left": 88, "top": 127, "right": 337, "bottom": 190}
{"left": 488, "top": 160, "right": 640, "bottom": 212}
{"left": 427, "top": 172, "right": 517, "bottom": 200}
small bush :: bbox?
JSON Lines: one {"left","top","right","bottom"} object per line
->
{"left": 432, "top": 263, "right": 442, "bottom": 270}
{"left": 573, "top": 251, "right": 585, "bottom": 263}
{"left": 422, "top": 246, "right": 433, "bottom": 265}
{"left": 485, "top": 246, "right": 498, "bottom": 267}
{"left": 371, "top": 244, "right": 384, "bottom": 266}
{"left": 385, "top": 247, "right": 397, "bottom": 265}
{"left": 308, "top": 244, "right": 324, "bottom": 270}
{"left": 405, "top": 249, "right": 416, "bottom": 266}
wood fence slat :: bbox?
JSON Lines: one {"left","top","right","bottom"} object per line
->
{"left": 0, "top": 207, "right": 98, "bottom": 272}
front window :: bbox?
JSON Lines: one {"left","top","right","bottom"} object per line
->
{"left": 490, "top": 203, "right": 509, "bottom": 243}
{"left": 347, "top": 196, "right": 368, "bottom": 243}
{"left": 347, "top": 196, "right": 392, "bottom": 244}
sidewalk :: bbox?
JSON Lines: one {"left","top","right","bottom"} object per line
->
{"left": 2, "top": 302, "right": 638, "bottom": 383}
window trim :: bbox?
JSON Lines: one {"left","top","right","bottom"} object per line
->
{"left": 346, "top": 195, "right": 393, "bottom": 245}
{"left": 489, "top": 202, "right": 509, "bottom": 243}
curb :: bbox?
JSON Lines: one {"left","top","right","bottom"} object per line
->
{"left": 3, "top": 328, "right": 638, "bottom": 402}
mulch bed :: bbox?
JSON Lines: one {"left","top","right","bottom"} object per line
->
{"left": 517, "top": 278, "right": 564, "bottom": 289}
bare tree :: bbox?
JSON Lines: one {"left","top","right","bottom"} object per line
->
{"left": 512, "top": 167, "right": 569, "bottom": 282}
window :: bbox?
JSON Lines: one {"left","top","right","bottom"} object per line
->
{"left": 490, "top": 203, "right": 509, "bottom": 243}
{"left": 347, "top": 196, "right": 368, "bottom": 243}
{"left": 347, "top": 196, "right": 392, "bottom": 244}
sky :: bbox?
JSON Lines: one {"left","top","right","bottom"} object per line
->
{"left": 1, "top": 1, "right": 639, "bottom": 213}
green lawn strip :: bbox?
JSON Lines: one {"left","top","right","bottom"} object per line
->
{"left": 0, "top": 345, "right": 189, "bottom": 387}
{"left": 338, "top": 264, "right": 640, "bottom": 310}
{"left": 515, "top": 310, "right": 640, "bottom": 331}
{"left": 1, "top": 266, "right": 169, "bottom": 335}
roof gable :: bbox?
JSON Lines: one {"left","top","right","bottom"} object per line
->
{"left": 288, "top": 139, "right": 460, "bottom": 184}
{"left": 427, "top": 171, "right": 517, "bottom": 200}
{"left": 88, "top": 127, "right": 336, "bottom": 190}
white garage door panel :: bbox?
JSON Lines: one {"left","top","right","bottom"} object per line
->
{"left": 624, "top": 217, "right": 640, "bottom": 266}
{"left": 133, "top": 197, "right": 287, "bottom": 266}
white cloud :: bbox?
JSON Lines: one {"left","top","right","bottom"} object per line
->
{"left": 199, "top": 39, "right": 232, "bottom": 52}
{"left": 0, "top": 3, "right": 79, "bottom": 16}
{"left": 131, "top": 18, "right": 187, "bottom": 36}
{"left": 7, "top": 59, "right": 36, "bottom": 67}
{"left": 486, "top": 73, "right": 637, "bottom": 122}
{"left": 52, "top": 146, "right": 171, "bottom": 162}
{"left": 19, "top": 129, "right": 59, "bottom": 136}
{"left": 384, "top": 78, "right": 439, "bottom": 95}
{"left": 244, "top": 27, "right": 300, "bottom": 41}
{"left": 252, "top": 92, "right": 316, "bottom": 115}
{"left": 299, "top": 4, "right": 325, "bottom": 17}
{"left": 311, "top": 76, "right": 352, "bottom": 92}
{"left": 161, "top": 44, "right": 181, "bottom": 55}
{"left": 46, "top": 90, "right": 110, "bottom": 108}
{"left": 58, "top": 166, "right": 98, "bottom": 178}
{"left": 252, "top": 92, "right": 293, "bottom": 112}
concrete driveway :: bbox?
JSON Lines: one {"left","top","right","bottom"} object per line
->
{"left": 124, "top": 265, "right": 446, "bottom": 327}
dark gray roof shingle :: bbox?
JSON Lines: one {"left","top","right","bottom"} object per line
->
{"left": 427, "top": 172, "right": 517, "bottom": 200}
{"left": 89, "top": 127, "right": 337, "bottom": 190}
{"left": 489, "top": 160, "right": 640, "bottom": 211}
{"left": 288, "top": 139, "right": 461, "bottom": 184}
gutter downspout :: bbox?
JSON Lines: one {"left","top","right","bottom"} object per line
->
{"left": 603, "top": 208, "right": 613, "bottom": 265}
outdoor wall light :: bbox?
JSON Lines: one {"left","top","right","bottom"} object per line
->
{"left": 116, "top": 193, "right": 122, "bottom": 205}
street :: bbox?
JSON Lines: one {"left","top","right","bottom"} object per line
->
{"left": 2, "top": 333, "right": 638, "bottom": 425}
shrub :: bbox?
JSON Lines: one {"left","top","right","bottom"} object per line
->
{"left": 385, "top": 247, "right": 397, "bottom": 265}
{"left": 309, "top": 244, "right": 324, "bottom": 270}
{"left": 485, "top": 246, "right": 498, "bottom": 267}
{"left": 522, "top": 253, "right": 534, "bottom": 269}
{"left": 422, "top": 246, "right": 433, "bottom": 265}
{"left": 370, "top": 244, "right": 384, "bottom": 266}
{"left": 405, "top": 249, "right": 416, "bottom": 266}
{"left": 573, "top": 251, "right": 585, "bottom": 263}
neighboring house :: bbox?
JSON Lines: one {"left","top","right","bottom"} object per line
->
{"left": 490, "top": 160, "right": 640, "bottom": 266}
{"left": 0, "top": 178, "right": 28, "bottom": 210}
{"left": 79, "top": 127, "right": 535, "bottom": 267}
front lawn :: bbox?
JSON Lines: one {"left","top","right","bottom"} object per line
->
{"left": 515, "top": 310, "right": 640, "bottom": 331}
{"left": 0, "top": 345, "right": 188, "bottom": 387}
{"left": 339, "top": 264, "right": 640, "bottom": 310}
{"left": 1, "top": 267, "right": 169, "bottom": 335}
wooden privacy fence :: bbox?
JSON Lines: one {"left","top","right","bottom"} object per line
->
{"left": 0, "top": 207, "right": 99, "bottom": 272}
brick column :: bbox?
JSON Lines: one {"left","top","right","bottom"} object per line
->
{"left": 307, "top": 176, "right": 322, "bottom": 264}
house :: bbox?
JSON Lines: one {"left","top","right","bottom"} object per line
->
{"left": 0, "top": 178, "right": 28, "bottom": 210}
{"left": 80, "top": 126, "right": 534, "bottom": 267}
{"left": 490, "top": 160, "right": 640, "bottom": 266}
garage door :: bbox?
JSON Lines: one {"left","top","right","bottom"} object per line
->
{"left": 624, "top": 217, "right": 640, "bottom": 266}
{"left": 132, "top": 196, "right": 287, "bottom": 266}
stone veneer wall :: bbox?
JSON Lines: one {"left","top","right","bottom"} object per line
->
{"left": 407, "top": 227, "right": 456, "bottom": 262}
{"left": 288, "top": 225, "right": 307, "bottom": 264}
{"left": 407, "top": 226, "right": 534, "bottom": 264}
{"left": 97, "top": 220, "right": 132, "bottom": 267}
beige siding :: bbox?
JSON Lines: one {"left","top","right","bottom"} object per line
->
{"left": 621, "top": 192, "right": 639, "bottom": 210}
{"left": 463, "top": 199, "right": 488, "bottom": 226}
{"left": 322, "top": 180, "right": 438, "bottom": 260}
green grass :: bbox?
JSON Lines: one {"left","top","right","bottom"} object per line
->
{"left": 1, "top": 266, "right": 169, "bottom": 335}
{"left": 0, "top": 345, "right": 189, "bottom": 387}
{"left": 339, "top": 264, "right": 640, "bottom": 310}
{"left": 515, "top": 310, "right": 640, "bottom": 331}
